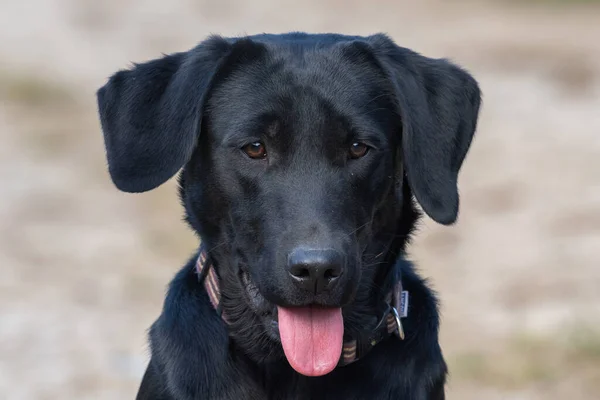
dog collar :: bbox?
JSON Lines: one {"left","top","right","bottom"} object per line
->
{"left": 195, "top": 247, "right": 408, "bottom": 367}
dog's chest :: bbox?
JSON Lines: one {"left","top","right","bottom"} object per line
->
{"left": 248, "top": 346, "right": 413, "bottom": 400}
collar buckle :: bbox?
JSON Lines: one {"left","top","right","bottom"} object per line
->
{"left": 390, "top": 305, "right": 405, "bottom": 340}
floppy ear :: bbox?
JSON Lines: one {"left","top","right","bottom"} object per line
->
{"left": 96, "top": 36, "right": 233, "bottom": 193}
{"left": 369, "top": 35, "right": 481, "bottom": 225}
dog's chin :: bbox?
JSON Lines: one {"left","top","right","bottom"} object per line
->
{"left": 239, "top": 269, "right": 280, "bottom": 342}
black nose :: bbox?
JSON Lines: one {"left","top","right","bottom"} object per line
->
{"left": 287, "top": 248, "right": 344, "bottom": 294}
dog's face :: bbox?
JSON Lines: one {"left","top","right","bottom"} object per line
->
{"left": 189, "top": 41, "right": 402, "bottom": 310}
{"left": 97, "top": 33, "right": 480, "bottom": 375}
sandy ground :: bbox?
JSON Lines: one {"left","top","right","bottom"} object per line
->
{"left": 1, "top": 1, "right": 599, "bottom": 399}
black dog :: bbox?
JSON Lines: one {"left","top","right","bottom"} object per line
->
{"left": 97, "top": 32, "right": 481, "bottom": 400}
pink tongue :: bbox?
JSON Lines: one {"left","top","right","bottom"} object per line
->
{"left": 277, "top": 306, "right": 343, "bottom": 377}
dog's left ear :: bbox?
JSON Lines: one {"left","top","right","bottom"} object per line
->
{"left": 369, "top": 35, "right": 482, "bottom": 225}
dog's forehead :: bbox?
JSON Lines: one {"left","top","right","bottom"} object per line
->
{"left": 207, "top": 41, "right": 392, "bottom": 145}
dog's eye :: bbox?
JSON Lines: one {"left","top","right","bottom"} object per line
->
{"left": 349, "top": 142, "right": 369, "bottom": 159}
{"left": 242, "top": 142, "right": 267, "bottom": 159}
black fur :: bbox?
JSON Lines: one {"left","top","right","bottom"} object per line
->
{"left": 97, "top": 32, "right": 481, "bottom": 400}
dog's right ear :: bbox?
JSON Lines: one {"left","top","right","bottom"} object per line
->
{"left": 97, "top": 36, "right": 265, "bottom": 193}
{"left": 96, "top": 37, "right": 231, "bottom": 193}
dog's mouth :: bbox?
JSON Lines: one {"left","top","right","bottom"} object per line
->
{"left": 240, "top": 268, "right": 273, "bottom": 314}
{"left": 239, "top": 266, "right": 344, "bottom": 377}
{"left": 239, "top": 267, "right": 279, "bottom": 331}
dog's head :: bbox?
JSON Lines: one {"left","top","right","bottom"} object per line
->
{"left": 97, "top": 33, "right": 480, "bottom": 376}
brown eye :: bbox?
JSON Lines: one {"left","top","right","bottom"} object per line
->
{"left": 349, "top": 142, "right": 369, "bottom": 159}
{"left": 242, "top": 142, "right": 267, "bottom": 159}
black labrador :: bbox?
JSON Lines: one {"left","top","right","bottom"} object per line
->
{"left": 97, "top": 32, "right": 481, "bottom": 400}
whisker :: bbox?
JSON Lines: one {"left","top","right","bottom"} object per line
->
{"left": 345, "top": 215, "right": 375, "bottom": 238}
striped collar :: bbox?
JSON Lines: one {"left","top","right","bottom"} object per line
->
{"left": 195, "top": 247, "right": 408, "bottom": 367}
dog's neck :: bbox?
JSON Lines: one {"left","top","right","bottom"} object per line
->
{"left": 195, "top": 245, "right": 408, "bottom": 368}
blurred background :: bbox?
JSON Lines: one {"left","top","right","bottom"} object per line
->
{"left": 1, "top": 0, "right": 599, "bottom": 399}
